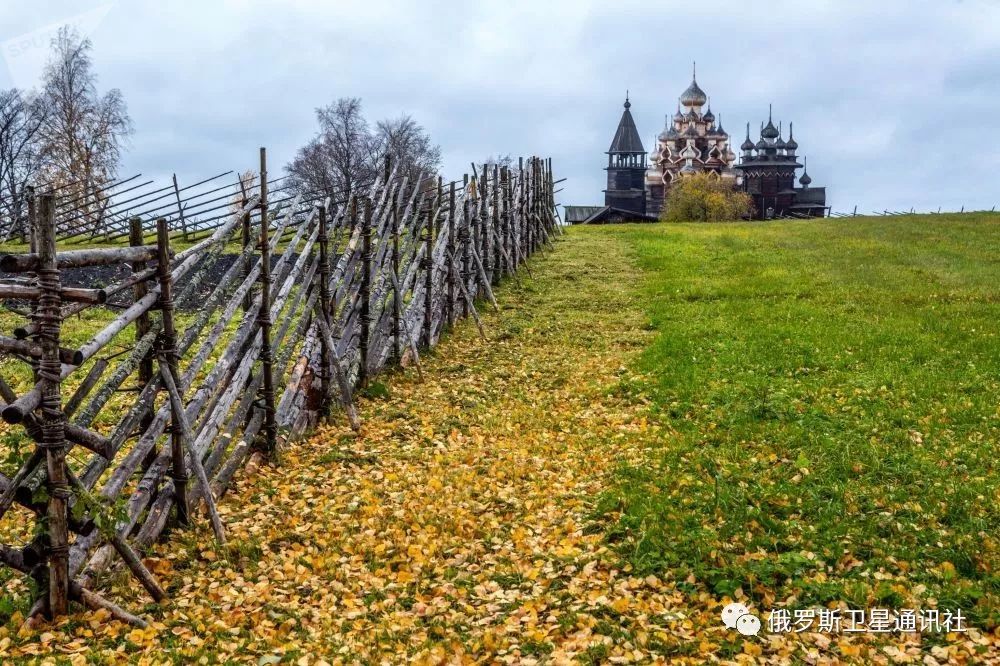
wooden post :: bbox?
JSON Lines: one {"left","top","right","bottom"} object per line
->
{"left": 530, "top": 158, "right": 537, "bottom": 252}
{"left": 480, "top": 167, "right": 491, "bottom": 287}
{"left": 491, "top": 164, "right": 501, "bottom": 285}
{"left": 172, "top": 174, "right": 188, "bottom": 241}
{"left": 156, "top": 218, "right": 188, "bottom": 526}
{"left": 129, "top": 218, "right": 153, "bottom": 389}
{"left": 435, "top": 176, "right": 443, "bottom": 234}
{"left": 461, "top": 192, "right": 472, "bottom": 317}
{"left": 35, "top": 194, "right": 70, "bottom": 617}
{"left": 422, "top": 203, "right": 433, "bottom": 348}
{"left": 27, "top": 186, "right": 37, "bottom": 254}
{"left": 500, "top": 167, "right": 510, "bottom": 275}
{"left": 518, "top": 157, "right": 526, "bottom": 262}
{"left": 157, "top": 363, "right": 226, "bottom": 545}
{"left": 358, "top": 196, "right": 373, "bottom": 388}
{"left": 241, "top": 185, "right": 253, "bottom": 313}
{"left": 447, "top": 182, "right": 457, "bottom": 327}
{"left": 257, "top": 147, "right": 277, "bottom": 453}
{"left": 390, "top": 180, "right": 401, "bottom": 365}
{"left": 548, "top": 157, "right": 556, "bottom": 233}
{"left": 317, "top": 204, "right": 332, "bottom": 411}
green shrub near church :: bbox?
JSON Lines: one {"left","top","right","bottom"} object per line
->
{"left": 660, "top": 172, "right": 754, "bottom": 222}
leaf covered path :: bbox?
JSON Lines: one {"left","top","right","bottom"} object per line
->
{"left": 3, "top": 228, "right": 676, "bottom": 663}
{"left": 222, "top": 228, "right": 667, "bottom": 662}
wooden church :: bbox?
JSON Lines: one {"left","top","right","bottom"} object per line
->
{"left": 565, "top": 67, "right": 827, "bottom": 223}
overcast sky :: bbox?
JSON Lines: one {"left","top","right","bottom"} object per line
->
{"left": 2, "top": 0, "right": 999, "bottom": 214}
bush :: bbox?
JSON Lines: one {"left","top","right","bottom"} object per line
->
{"left": 661, "top": 173, "right": 753, "bottom": 222}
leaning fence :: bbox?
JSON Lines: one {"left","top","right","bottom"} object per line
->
{"left": 0, "top": 149, "right": 559, "bottom": 626}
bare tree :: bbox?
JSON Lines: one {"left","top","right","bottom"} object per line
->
{"left": 0, "top": 88, "right": 47, "bottom": 239}
{"left": 38, "top": 26, "right": 132, "bottom": 229}
{"left": 374, "top": 115, "right": 441, "bottom": 184}
{"left": 483, "top": 154, "right": 514, "bottom": 170}
{"left": 286, "top": 97, "right": 379, "bottom": 204}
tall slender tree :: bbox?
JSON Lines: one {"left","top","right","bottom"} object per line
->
{"left": 38, "top": 26, "right": 132, "bottom": 228}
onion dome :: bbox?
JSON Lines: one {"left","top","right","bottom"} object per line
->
{"left": 659, "top": 126, "right": 680, "bottom": 141}
{"left": 649, "top": 135, "right": 661, "bottom": 161}
{"left": 673, "top": 102, "right": 684, "bottom": 123}
{"left": 785, "top": 122, "right": 798, "bottom": 151}
{"left": 702, "top": 101, "right": 715, "bottom": 124}
{"left": 761, "top": 104, "right": 779, "bottom": 139}
{"left": 680, "top": 80, "right": 707, "bottom": 107}
{"left": 715, "top": 115, "right": 726, "bottom": 136}
{"left": 755, "top": 137, "right": 768, "bottom": 151}
{"left": 799, "top": 156, "right": 812, "bottom": 186}
{"left": 775, "top": 136, "right": 786, "bottom": 149}
{"left": 679, "top": 62, "right": 708, "bottom": 107}
{"left": 741, "top": 122, "right": 755, "bottom": 151}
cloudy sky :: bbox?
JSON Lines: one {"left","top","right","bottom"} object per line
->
{"left": 2, "top": 0, "right": 999, "bottom": 214}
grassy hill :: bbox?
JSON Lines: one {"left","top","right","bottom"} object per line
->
{"left": 594, "top": 213, "right": 1000, "bottom": 628}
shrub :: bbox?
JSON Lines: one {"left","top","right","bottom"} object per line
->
{"left": 661, "top": 173, "right": 753, "bottom": 222}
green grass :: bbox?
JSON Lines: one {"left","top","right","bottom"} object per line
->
{"left": 593, "top": 213, "right": 1000, "bottom": 627}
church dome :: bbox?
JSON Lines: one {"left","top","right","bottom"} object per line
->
{"left": 785, "top": 136, "right": 798, "bottom": 151}
{"left": 761, "top": 119, "right": 779, "bottom": 139}
{"left": 702, "top": 106, "right": 715, "bottom": 123}
{"left": 755, "top": 137, "right": 768, "bottom": 150}
{"left": 799, "top": 170, "right": 812, "bottom": 186}
{"left": 659, "top": 127, "right": 680, "bottom": 141}
{"left": 775, "top": 136, "right": 786, "bottom": 149}
{"left": 741, "top": 136, "right": 755, "bottom": 151}
{"left": 680, "top": 81, "right": 707, "bottom": 107}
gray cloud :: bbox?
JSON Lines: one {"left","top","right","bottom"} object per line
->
{"left": 1, "top": 0, "right": 998, "bottom": 213}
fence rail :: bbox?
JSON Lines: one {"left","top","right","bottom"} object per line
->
{"left": 827, "top": 205, "right": 998, "bottom": 218}
{"left": 0, "top": 149, "right": 559, "bottom": 627}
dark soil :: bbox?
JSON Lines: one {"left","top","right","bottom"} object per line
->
{"left": 0, "top": 254, "right": 249, "bottom": 312}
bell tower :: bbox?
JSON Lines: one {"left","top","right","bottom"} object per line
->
{"left": 604, "top": 94, "right": 648, "bottom": 216}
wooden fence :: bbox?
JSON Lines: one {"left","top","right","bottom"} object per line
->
{"left": 828, "top": 205, "right": 998, "bottom": 218}
{"left": 0, "top": 149, "right": 559, "bottom": 626}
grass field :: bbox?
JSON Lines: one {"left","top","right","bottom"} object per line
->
{"left": 1, "top": 214, "right": 997, "bottom": 661}
{"left": 595, "top": 213, "right": 1000, "bottom": 630}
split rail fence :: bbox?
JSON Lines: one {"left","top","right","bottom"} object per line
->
{"left": 0, "top": 149, "right": 560, "bottom": 626}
